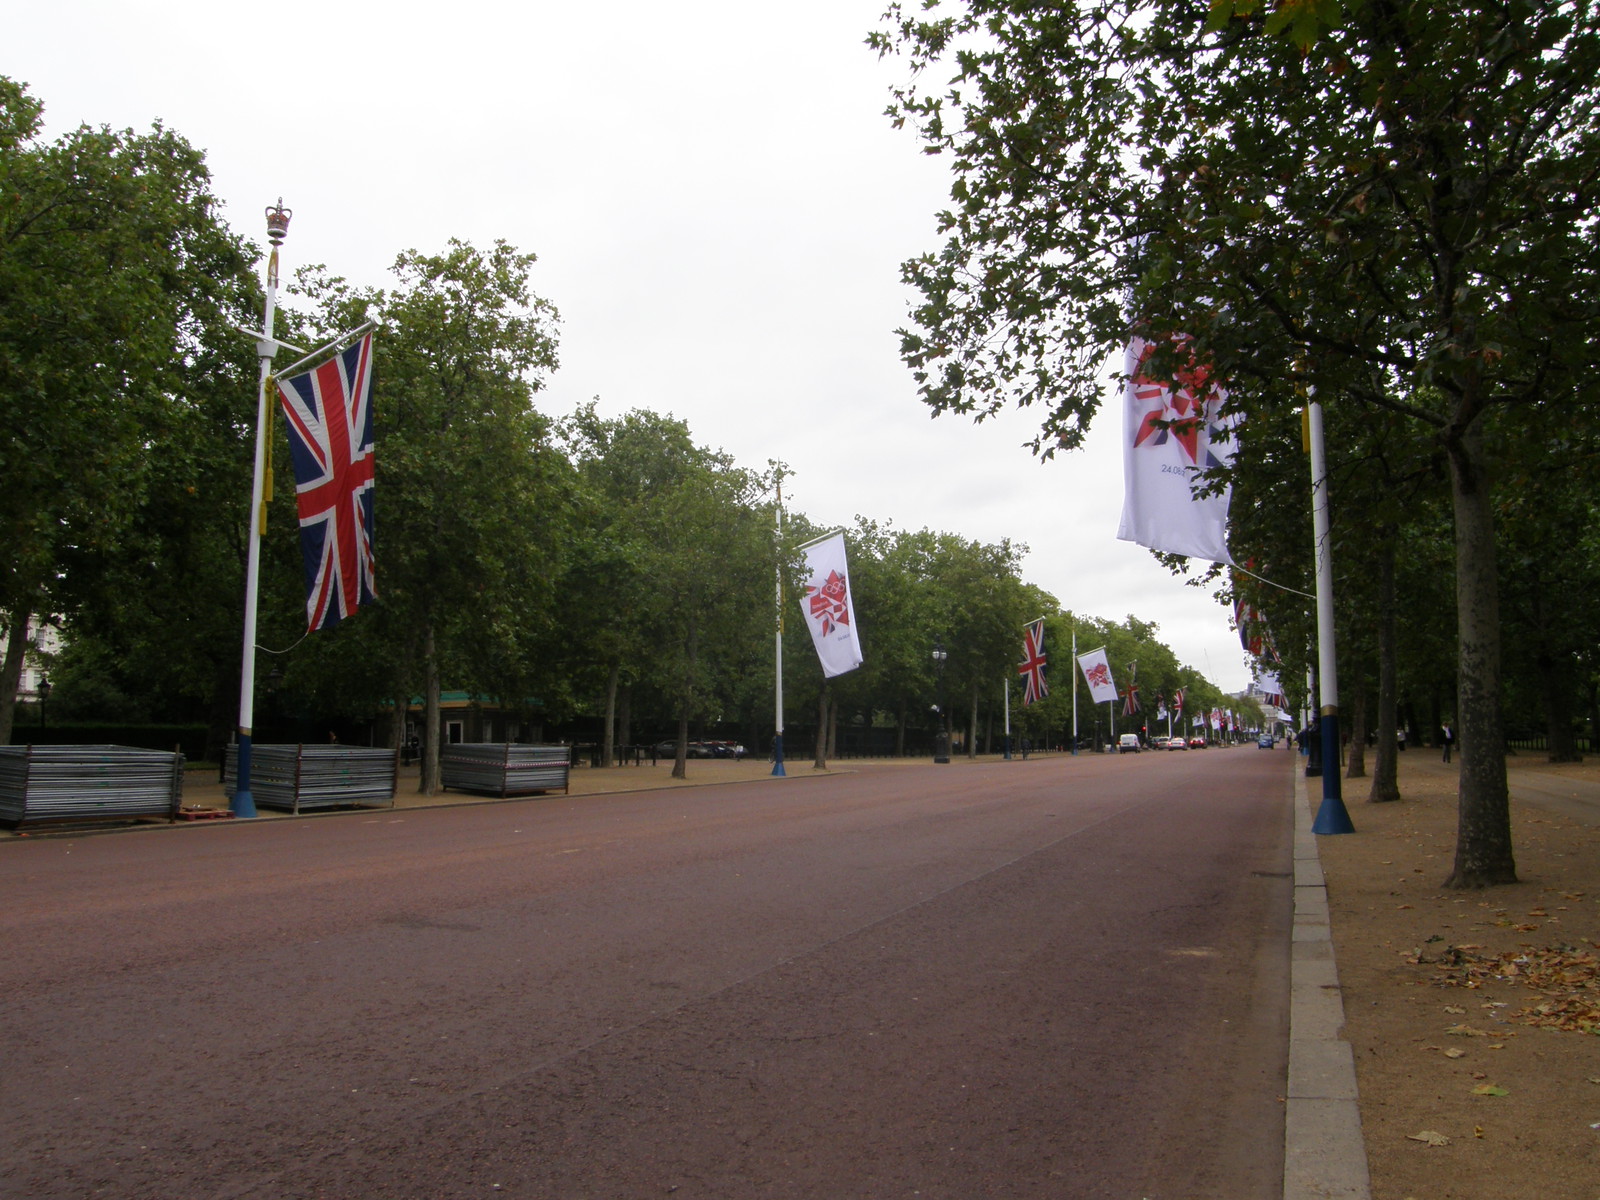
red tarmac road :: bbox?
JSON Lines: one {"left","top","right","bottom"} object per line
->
{"left": 2, "top": 748, "right": 1293, "bottom": 1200}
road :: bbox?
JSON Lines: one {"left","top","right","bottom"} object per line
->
{"left": 2, "top": 747, "right": 1293, "bottom": 1200}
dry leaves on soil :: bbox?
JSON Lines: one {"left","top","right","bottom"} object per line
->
{"left": 1409, "top": 941, "right": 1600, "bottom": 1034}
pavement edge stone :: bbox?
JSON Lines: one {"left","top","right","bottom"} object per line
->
{"left": 1284, "top": 766, "right": 1373, "bottom": 1200}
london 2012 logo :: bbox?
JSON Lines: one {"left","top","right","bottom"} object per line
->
{"left": 806, "top": 570, "right": 851, "bottom": 637}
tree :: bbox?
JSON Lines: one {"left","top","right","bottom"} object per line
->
{"left": 559, "top": 405, "right": 775, "bottom": 772}
{"left": 875, "top": 0, "right": 1600, "bottom": 885}
{"left": 312, "top": 240, "right": 565, "bottom": 792}
{"left": 0, "top": 77, "right": 259, "bottom": 743}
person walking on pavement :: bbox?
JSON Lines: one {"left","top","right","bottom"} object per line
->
{"left": 1442, "top": 722, "right": 1455, "bottom": 763}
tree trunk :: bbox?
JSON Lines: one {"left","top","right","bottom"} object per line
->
{"left": 1537, "top": 646, "right": 1582, "bottom": 763}
{"left": 389, "top": 692, "right": 406, "bottom": 779}
{"left": 1345, "top": 686, "right": 1367, "bottom": 780}
{"left": 602, "top": 661, "right": 619, "bottom": 767}
{"left": 0, "top": 608, "right": 31, "bottom": 746}
{"left": 814, "top": 681, "right": 830, "bottom": 770}
{"left": 968, "top": 684, "right": 979, "bottom": 759}
{"left": 1443, "top": 419, "right": 1516, "bottom": 887}
{"left": 673, "top": 708, "right": 690, "bottom": 780}
{"left": 1530, "top": 582, "right": 1581, "bottom": 762}
{"left": 673, "top": 621, "right": 699, "bottom": 780}
{"left": 1370, "top": 538, "right": 1401, "bottom": 802}
{"left": 421, "top": 622, "right": 441, "bottom": 795}
{"left": 619, "top": 685, "right": 632, "bottom": 750}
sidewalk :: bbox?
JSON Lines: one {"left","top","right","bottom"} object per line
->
{"left": 1312, "top": 749, "right": 1600, "bottom": 1200}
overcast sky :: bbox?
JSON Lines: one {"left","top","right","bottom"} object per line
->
{"left": 9, "top": 0, "right": 1258, "bottom": 692}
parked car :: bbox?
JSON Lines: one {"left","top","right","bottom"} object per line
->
{"left": 1165, "top": 735, "right": 1187, "bottom": 750}
{"left": 1117, "top": 733, "right": 1141, "bottom": 753}
{"left": 654, "top": 740, "right": 717, "bottom": 759}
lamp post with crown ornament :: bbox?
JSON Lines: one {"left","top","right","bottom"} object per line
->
{"left": 230, "top": 200, "right": 296, "bottom": 819}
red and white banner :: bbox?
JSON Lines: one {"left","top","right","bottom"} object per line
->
{"left": 1076, "top": 646, "right": 1118, "bottom": 704}
{"left": 1116, "top": 336, "right": 1236, "bottom": 564}
{"left": 799, "top": 532, "right": 863, "bottom": 678}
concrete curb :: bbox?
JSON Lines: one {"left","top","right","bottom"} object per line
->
{"left": 1284, "top": 767, "right": 1373, "bottom": 1200}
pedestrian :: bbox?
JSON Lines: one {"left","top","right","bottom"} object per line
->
{"left": 1441, "top": 722, "right": 1454, "bottom": 763}
{"left": 1397, "top": 726, "right": 1407, "bottom": 752}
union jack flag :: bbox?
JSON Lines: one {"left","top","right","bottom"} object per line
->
{"left": 1018, "top": 619, "right": 1048, "bottom": 706}
{"left": 277, "top": 333, "right": 376, "bottom": 631}
{"left": 1172, "top": 687, "right": 1184, "bottom": 714}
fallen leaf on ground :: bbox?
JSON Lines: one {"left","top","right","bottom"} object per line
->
{"left": 1443, "top": 1048, "right": 1466, "bottom": 1059}
{"left": 1446, "top": 1024, "right": 1490, "bottom": 1037}
{"left": 1416, "top": 944, "right": 1600, "bottom": 1033}
{"left": 1443, "top": 1005, "right": 1466, "bottom": 1014}
{"left": 1407, "top": 1130, "right": 1451, "bottom": 1146}
{"left": 1470, "top": 1083, "right": 1509, "bottom": 1096}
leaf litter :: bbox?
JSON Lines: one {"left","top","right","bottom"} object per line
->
{"left": 1408, "top": 942, "right": 1600, "bottom": 1034}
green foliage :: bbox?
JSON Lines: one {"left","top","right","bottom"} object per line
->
{"left": 0, "top": 76, "right": 259, "bottom": 744}
{"left": 877, "top": 0, "right": 1600, "bottom": 882}
{"left": 8, "top": 74, "right": 1256, "bottom": 760}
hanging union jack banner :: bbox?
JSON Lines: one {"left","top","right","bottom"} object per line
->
{"left": 1018, "top": 619, "right": 1049, "bottom": 706}
{"left": 1122, "top": 681, "right": 1141, "bottom": 717}
{"left": 277, "top": 333, "right": 376, "bottom": 632}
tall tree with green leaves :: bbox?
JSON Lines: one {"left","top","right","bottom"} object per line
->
{"left": 350, "top": 239, "right": 564, "bottom": 792}
{"left": 874, "top": 0, "right": 1600, "bottom": 885}
{"left": 0, "top": 77, "right": 258, "bottom": 743}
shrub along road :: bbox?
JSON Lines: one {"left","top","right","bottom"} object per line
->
{"left": 1, "top": 748, "right": 1294, "bottom": 1199}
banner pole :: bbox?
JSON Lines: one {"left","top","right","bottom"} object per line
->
{"left": 231, "top": 201, "right": 292, "bottom": 818}
{"left": 1003, "top": 677, "right": 1011, "bottom": 760}
{"left": 1071, "top": 625, "right": 1078, "bottom": 754}
{"left": 772, "top": 477, "right": 786, "bottom": 777}
{"left": 1308, "top": 389, "right": 1354, "bottom": 833}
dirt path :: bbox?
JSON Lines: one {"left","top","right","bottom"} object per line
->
{"left": 1317, "top": 751, "right": 1600, "bottom": 1200}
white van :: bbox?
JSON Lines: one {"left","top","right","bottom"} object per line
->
{"left": 1117, "top": 733, "right": 1142, "bottom": 753}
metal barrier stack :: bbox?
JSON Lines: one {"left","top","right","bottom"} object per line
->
{"left": 224, "top": 745, "right": 396, "bottom": 814}
{"left": 0, "top": 745, "right": 185, "bottom": 829}
{"left": 441, "top": 744, "right": 571, "bottom": 797}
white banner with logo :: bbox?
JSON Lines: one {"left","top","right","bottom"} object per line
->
{"left": 1116, "top": 336, "right": 1236, "bottom": 564}
{"left": 799, "top": 532, "right": 863, "bottom": 678}
{"left": 1076, "top": 646, "right": 1118, "bottom": 704}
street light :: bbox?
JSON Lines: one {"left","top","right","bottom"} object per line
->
{"left": 932, "top": 641, "right": 950, "bottom": 764}
{"left": 37, "top": 677, "right": 50, "bottom": 731}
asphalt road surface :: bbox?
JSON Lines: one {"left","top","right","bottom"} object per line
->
{"left": 2, "top": 747, "right": 1293, "bottom": 1200}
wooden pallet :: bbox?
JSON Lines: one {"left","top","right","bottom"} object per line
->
{"left": 174, "top": 807, "right": 235, "bottom": 821}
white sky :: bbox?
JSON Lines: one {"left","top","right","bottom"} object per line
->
{"left": 8, "top": 0, "right": 1255, "bottom": 691}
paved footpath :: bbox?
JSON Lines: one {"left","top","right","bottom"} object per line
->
{"left": 3, "top": 749, "right": 1298, "bottom": 1200}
